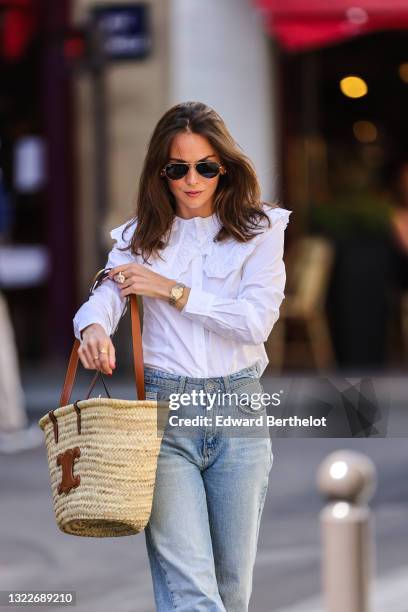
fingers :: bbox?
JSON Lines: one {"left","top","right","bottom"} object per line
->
{"left": 108, "top": 267, "right": 129, "bottom": 283}
{"left": 108, "top": 264, "right": 138, "bottom": 279}
{"left": 117, "top": 276, "right": 134, "bottom": 290}
{"left": 109, "top": 269, "right": 135, "bottom": 297}
{"left": 108, "top": 341, "right": 116, "bottom": 370}
{"left": 77, "top": 343, "right": 95, "bottom": 370}
{"left": 118, "top": 283, "right": 136, "bottom": 299}
{"left": 78, "top": 334, "right": 116, "bottom": 375}
{"left": 96, "top": 343, "right": 112, "bottom": 375}
{"left": 108, "top": 264, "right": 145, "bottom": 284}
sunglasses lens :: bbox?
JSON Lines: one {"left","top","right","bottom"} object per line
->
{"left": 165, "top": 164, "right": 189, "bottom": 180}
{"left": 196, "top": 162, "right": 220, "bottom": 178}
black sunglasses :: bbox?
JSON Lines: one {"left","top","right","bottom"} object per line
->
{"left": 160, "top": 161, "right": 226, "bottom": 181}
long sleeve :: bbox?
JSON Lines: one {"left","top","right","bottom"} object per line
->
{"left": 180, "top": 211, "right": 291, "bottom": 345}
{"left": 73, "top": 221, "right": 136, "bottom": 341}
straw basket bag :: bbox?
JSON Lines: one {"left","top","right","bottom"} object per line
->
{"left": 38, "top": 269, "right": 166, "bottom": 538}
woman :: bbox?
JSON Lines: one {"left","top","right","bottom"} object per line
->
{"left": 73, "top": 101, "right": 291, "bottom": 612}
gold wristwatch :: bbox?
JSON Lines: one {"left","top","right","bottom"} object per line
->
{"left": 168, "top": 282, "right": 186, "bottom": 306}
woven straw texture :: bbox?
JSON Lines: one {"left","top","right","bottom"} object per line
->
{"left": 38, "top": 398, "right": 163, "bottom": 538}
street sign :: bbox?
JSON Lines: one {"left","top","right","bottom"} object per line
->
{"left": 90, "top": 4, "right": 151, "bottom": 61}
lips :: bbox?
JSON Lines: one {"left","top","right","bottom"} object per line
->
{"left": 185, "top": 191, "right": 202, "bottom": 195}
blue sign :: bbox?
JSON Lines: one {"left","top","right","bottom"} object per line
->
{"left": 91, "top": 4, "right": 151, "bottom": 61}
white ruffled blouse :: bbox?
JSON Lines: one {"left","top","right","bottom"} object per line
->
{"left": 73, "top": 205, "right": 291, "bottom": 378}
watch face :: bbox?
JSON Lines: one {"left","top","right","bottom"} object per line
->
{"left": 173, "top": 287, "right": 183, "bottom": 300}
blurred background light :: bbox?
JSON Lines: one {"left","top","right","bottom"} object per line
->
{"left": 340, "top": 75, "right": 368, "bottom": 98}
{"left": 398, "top": 62, "right": 408, "bottom": 83}
{"left": 353, "top": 120, "right": 378, "bottom": 143}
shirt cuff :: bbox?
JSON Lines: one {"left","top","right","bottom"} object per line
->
{"left": 73, "top": 317, "right": 110, "bottom": 342}
{"left": 183, "top": 286, "right": 217, "bottom": 316}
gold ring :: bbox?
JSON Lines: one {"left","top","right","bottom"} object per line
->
{"left": 93, "top": 355, "right": 99, "bottom": 360}
{"left": 116, "top": 272, "right": 126, "bottom": 284}
{"left": 99, "top": 349, "right": 108, "bottom": 355}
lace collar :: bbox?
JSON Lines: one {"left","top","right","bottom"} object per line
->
{"left": 168, "top": 212, "right": 222, "bottom": 248}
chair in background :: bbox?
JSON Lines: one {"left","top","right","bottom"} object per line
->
{"left": 266, "top": 236, "right": 336, "bottom": 372}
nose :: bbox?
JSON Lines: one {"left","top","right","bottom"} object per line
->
{"left": 185, "top": 165, "right": 200, "bottom": 185}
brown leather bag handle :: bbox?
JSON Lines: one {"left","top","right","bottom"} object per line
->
{"left": 59, "top": 273, "right": 145, "bottom": 407}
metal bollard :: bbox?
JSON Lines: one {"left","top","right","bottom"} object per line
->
{"left": 316, "top": 450, "right": 377, "bottom": 612}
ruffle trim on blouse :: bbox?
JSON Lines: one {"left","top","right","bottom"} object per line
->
{"left": 261, "top": 206, "right": 292, "bottom": 230}
{"left": 109, "top": 218, "right": 137, "bottom": 248}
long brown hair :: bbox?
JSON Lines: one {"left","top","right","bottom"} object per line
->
{"left": 120, "top": 101, "right": 279, "bottom": 262}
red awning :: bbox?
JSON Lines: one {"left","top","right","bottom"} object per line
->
{"left": 0, "top": 0, "right": 38, "bottom": 61}
{"left": 252, "top": 0, "right": 408, "bottom": 51}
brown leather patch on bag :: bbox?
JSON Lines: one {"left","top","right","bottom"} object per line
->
{"left": 57, "top": 447, "right": 81, "bottom": 494}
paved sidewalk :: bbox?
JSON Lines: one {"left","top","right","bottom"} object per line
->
{"left": 2, "top": 436, "right": 408, "bottom": 611}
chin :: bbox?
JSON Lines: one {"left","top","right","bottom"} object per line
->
{"left": 182, "top": 198, "right": 204, "bottom": 208}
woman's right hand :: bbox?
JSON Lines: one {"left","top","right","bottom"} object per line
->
{"left": 77, "top": 323, "right": 116, "bottom": 375}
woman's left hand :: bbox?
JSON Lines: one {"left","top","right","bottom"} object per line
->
{"left": 108, "top": 263, "right": 175, "bottom": 300}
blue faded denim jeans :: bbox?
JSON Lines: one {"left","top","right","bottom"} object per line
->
{"left": 143, "top": 363, "right": 274, "bottom": 612}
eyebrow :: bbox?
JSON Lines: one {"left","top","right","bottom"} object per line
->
{"left": 168, "top": 155, "right": 217, "bottom": 162}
